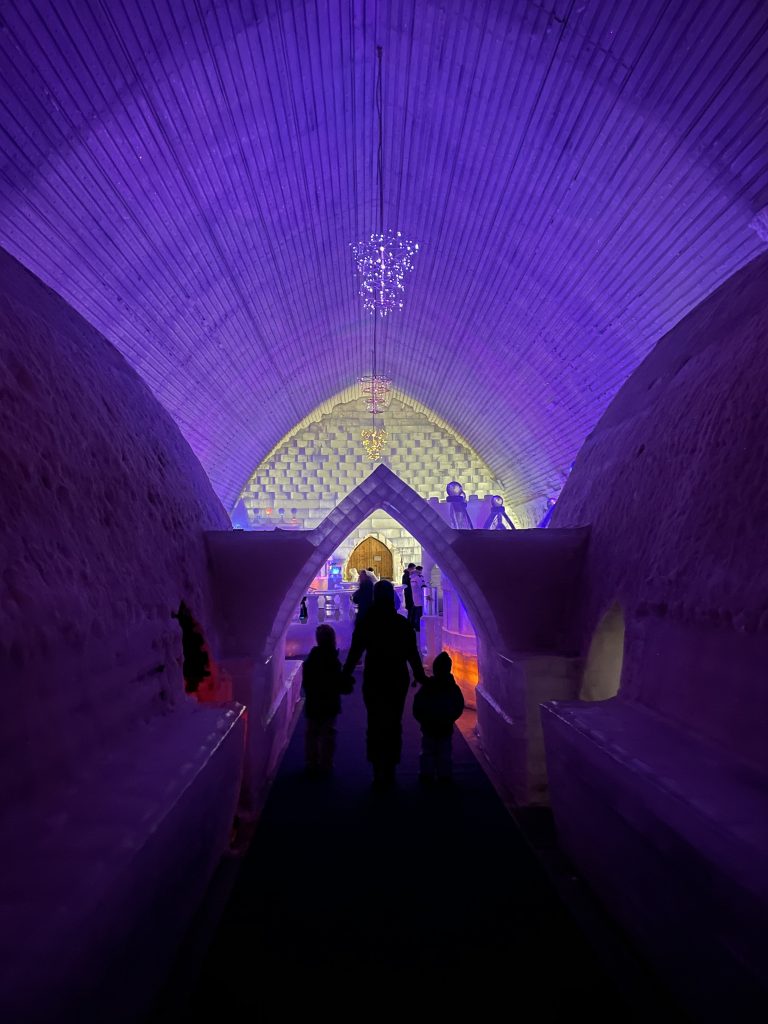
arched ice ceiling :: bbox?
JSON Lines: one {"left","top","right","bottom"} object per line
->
{"left": 1, "top": 0, "right": 767, "bottom": 513}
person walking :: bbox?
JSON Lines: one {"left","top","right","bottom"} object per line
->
{"left": 301, "top": 624, "right": 347, "bottom": 777}
{"left": 342, "top": 580, "right": 427, "bottom": 787}
{"left": 352, "top": 569, "right": 374, "bottom": 622}
{"left": 412, "top": 652, "right": 465, "bottom": 784}
{"left": 402, "top": 562, "right": 415, "bottom": 621}
{"left": 409, "top": 565, "right": 427, "bottom": 642}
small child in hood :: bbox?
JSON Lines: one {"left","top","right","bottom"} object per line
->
{"left": 412, "top": 651, "right": 465, "bottom": 784}
{"left": 301, "top": 624, "right": 347, "bottom": 776}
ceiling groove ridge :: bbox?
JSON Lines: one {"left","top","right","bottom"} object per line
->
{"left": 342, "top": 0, "right": 367, "bottom": 392}
{"left": 4, "top": 0, "right": 768, "bottom": 515}
{"left": 237, "top": 2, "right": 337, "bottom": 418}
{"left": 661, "top": 4, "right": 766, "bottom": 135}
{"left": 232, "top": 5, "right": 319, "bottom": 412}
{"left": 0, "top": 151, "right": 222, "bottom": 393}
{"left": 150, "top": 0, "right": 278, "bottom": 403}
{"left": 451, "top": 1, "right": 647, "bottom": 384}
{"left": 375, "top": 2, "right": 406, "bottom": 380}
{"left": 269, "top": 0, "right": 334, "bottom": 361}
{"left": 279, "top": 0, "right": 345, "bottom": 404}
{"left": 130, "top": 0, "right": 289, "bottom": 396}
{"left": 309, "top": 0, "right": 358, "bottom": 403}
{"left": 624, "top": 192, "right": 766, "bottom": 316}
{"left": 495, "top": 1, "right": 765, "bottom": 376}
{"left": 181, "top": 0, "right": 302, "bottom": 399}
{"left": 433, "top": 2, "right": 594, "bottom": 412}
{"left": 0, "top": 4, "right": 238, "bottom": 378}
{"left": 401, "top": 0, "right": 499, "bottom": 405}
{"left": 389, "top": 0, "right": 416, "bottom": 248}
{"left": 407, "top": 0, "right": 502, "bottom": 401}
{"left": 355, "top": 10, "right": 384, "bottom": 410}
{"left": 102, "top": 0, "right": 262, "bottom": 385}
{"left": 528, "top": 2, "right": 768, "bottom": 329}
{"left": 505, "top": 125, "right": 764, "bottom": 385}
{"left": 395, "top": 0, "right": 466, "bottom": 391}
{"left": 199, "top": 0, "right": 302, "bottom": 414}
{"left": 409, "top": 2, "right": 565, "bottom": 415}
{"left": 409, "top": 3, "right": 538, "bottom": 424}
{"left": 3, "top": 226, "right": 220, "bottom": 408}
{"left": 94, "top": 0, "right": 259, "bottom": 391}
{"left": 418, "top": 2, "right": 511, "bottom": 382}
{"left": 384, "top": 0, "right": 428, "bottom": 393}
{"left": 104, "top": 0, "right": 269, "bottom": 394}
{"left": 478, "top": 2, "right": 718, "bottom": 392}
{"left": 349, "top": 5, "right": 377, "bottom": 398}
{"left": 434, "top": 2, "right": 581, "bottom": 415}
{"left": 303, "top": 0, "right": 348, "bottom": 405}
{"left": 195, "top": 0, "right": 294, "bottom": 391}
{"left": 465, "top": 1, "right": 634, "bottom": 369}
{"left": 376, "top": 4, "right": 430, "bottom": 399}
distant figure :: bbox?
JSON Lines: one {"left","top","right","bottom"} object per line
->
{"left": 409, "top": 565, "right": 427, "bottom": 643}
{"left": 402, "top": 562, "right": 415, "bottom": 616}
{"left": 352, "top": 569, "right": 375, "bottom": 620}
{"left": 342, "top": 580, "right": 427, "bottom": 787}
{"left": 301, "top": 624, "right": 348, "bottom": 776}
{"left": 299, "top": 596, "right": 308, "bottom": 623}
{"left": 412, "top": 652, "right": 465, "bottom": 784}
{"left": 365, "top": 566, "right": 380, "bottom": 582}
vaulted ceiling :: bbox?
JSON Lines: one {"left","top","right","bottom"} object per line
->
{"left": 1, "top": 0, "right": 767, "bottom": 513}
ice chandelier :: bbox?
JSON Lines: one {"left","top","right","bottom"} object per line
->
{"left": 353, "top": 45, "right": 418, "bottom": 460}
{"left": 351, "top": 230, "right": 419, "bottom": 318}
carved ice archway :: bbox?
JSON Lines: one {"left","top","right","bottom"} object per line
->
{"left": 266, "top": 464, "right": 503, "bottom": 659}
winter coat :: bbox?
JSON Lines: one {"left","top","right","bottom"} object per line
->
{"left": 413, "top": 672, "right": 465, "bottom": 738}
{"left": 344, "top": 605, "right": 426, "bottom": 693}
{"left": 409, "top": 571, "right": 426, "bottom": 608}
{"left": 301, "top": 645, "right": 344, "bottom": 720}
{"left": 352, "top": 574, "right": 375, "bottom": 619}
{"left": 402, "top": 570, "right": 414, "bottom": 610}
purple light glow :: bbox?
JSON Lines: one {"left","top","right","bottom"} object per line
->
{"left": 0, "top": 0, "right": 765, "bottom": 516}
{"left": 351, "top": 230, "right": 419, "bottom": 317}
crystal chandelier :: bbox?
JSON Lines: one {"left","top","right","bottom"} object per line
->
{"left": 358, "top": 371, "right": 392, "bottom": 413}
{"left": 351, "top": 230, "right": 419, "bottom": 317}
{"left": 361, "top": 426, "right": 388, "bottom": 461}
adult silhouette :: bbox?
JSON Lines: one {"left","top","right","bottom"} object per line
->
{"left": 351, "top": 569, "right": 374, "bottom": 621}
{"left": 342, "top": 579, "right": 427, "bottom": 786}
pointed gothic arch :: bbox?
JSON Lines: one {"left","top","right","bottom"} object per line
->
{"left": 266, "top": 464, "right": 503, "bottom": 659}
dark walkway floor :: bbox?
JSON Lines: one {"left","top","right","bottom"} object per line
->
{"left": 152, "top": 672, "right": 689, "bottom": 1022}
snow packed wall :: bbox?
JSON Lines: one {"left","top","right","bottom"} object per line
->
{"left": 551, "top": 251, "right": 768, "bottom": 770}
{"left": 0, "top": 248, "right": 230, "bottom": 810}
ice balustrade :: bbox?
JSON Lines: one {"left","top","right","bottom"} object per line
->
{"left": 297, "top": 585, "right": 442, "bottom": 624}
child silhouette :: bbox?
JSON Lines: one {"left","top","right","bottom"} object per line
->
{"left": 412, "top": 652, "right": 465, "bottom": 784}
{"left": 301, "top": 624, "right": 347, "bottom": 776}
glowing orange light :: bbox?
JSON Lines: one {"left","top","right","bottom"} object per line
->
{"left": 442, "top": 646, "right": 479, "bottom": 687}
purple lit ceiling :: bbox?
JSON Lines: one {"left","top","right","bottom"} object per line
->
{"left": 1, "top": 1, "right": 767, "bottom": 512}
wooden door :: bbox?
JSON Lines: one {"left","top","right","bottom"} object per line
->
{"left": 346, "top": 536, "right": 393, "bottom": 580}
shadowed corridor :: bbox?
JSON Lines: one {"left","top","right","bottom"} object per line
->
{"left": 150, "top": 668, "right": 687, "bottom": 1022}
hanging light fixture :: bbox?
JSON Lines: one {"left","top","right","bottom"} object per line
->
{"left": 352, "top": 46, "right": 417, "bottom": 460}
{"left": 361, "top": 424, "right": 389, "bottom": 461}
{"left": 351, "top": 230, "right": 419, "bottom": 318}
{"left": 351, "top": 46, "right": 419, "bottom": 320}
{"left": 359, "top": 372, "right": 392, "bottom": 414}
